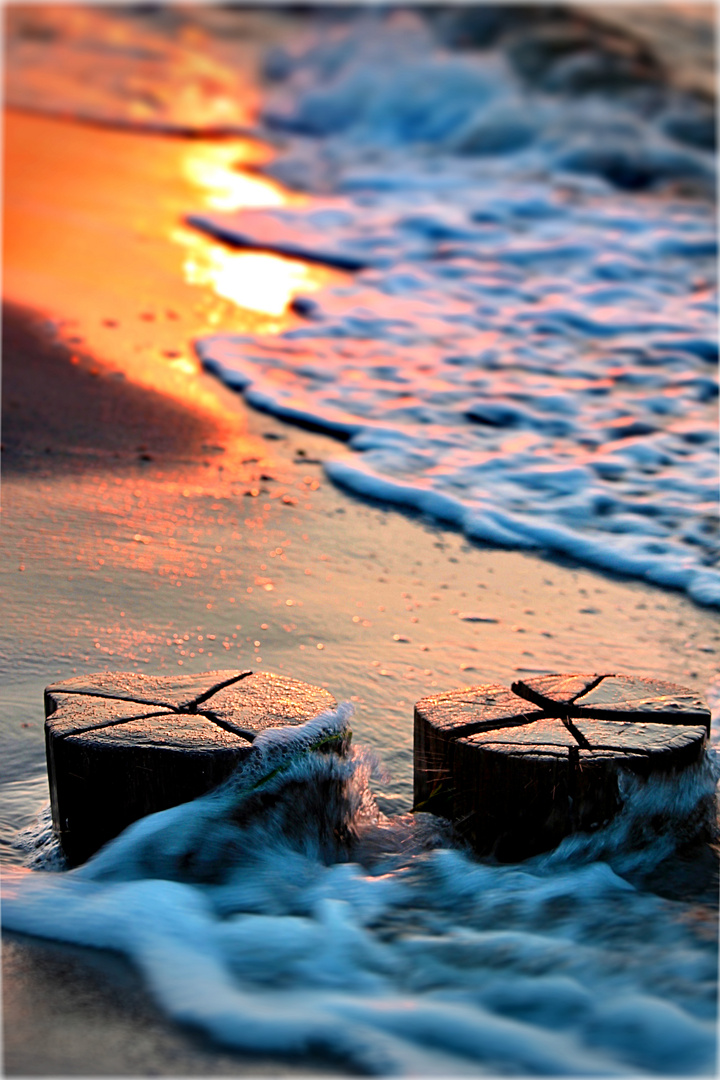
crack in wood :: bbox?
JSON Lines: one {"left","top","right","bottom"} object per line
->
{"left": 511, "top": 675, "right": 602, "bottom": 712}
{"left": 569, "top": 673, "right": 606, "bottom": 702}
{"left": 569, "top": 705, "right": 711, "bottom": 732}
{"left": 47, "top": 688, "right": 177, "bottom": 711}
{"left": 508, "top": 675, "right": 709, "bottom": 731}
{"left": 181, "top": 670, "right": 253, "bottom": 713}
{"left": 457, "top": 737, "right": 571, "bottom": 753}
{"left": 560, "top": 715, "right": 592, "bottom": 749}
{"left": 46, "top": 670, "right": 255, "bottom": 721}
{"left": 444, "top": 707, "right": 550, "bottom": 740}
{"left": 56, "top": 710, "right": 173, "bottom": 740}
{"left": 199, "top": 709, "right": 257, "bottom": 743}
{"left": 580, "top": 743, "right": 652, "bottom": 757}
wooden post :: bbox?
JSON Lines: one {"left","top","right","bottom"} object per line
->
{"left": 45, "top": 669, "right": 336, "bottom": 866}
{"left": 414, "top": 673, "right": 710, "bottom": 861}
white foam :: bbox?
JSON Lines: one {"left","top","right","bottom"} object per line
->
{"left": 3, "top": 715, "right": 718, "bottom": 1075}
{"left": 3, "top": 14, "right": 718, "bottom": 1073}
{"left": 191, "top": 20, "right": 717, "bottom": 608}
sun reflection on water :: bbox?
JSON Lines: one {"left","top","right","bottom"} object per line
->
{"left": 180, "top": 143, "right": 289, "bottom": 212}
{"left": 172, "top": 226, "right": 323, "bottom": 317}
{"left": 175, "top": 143, "right": 333, "bottom": 318}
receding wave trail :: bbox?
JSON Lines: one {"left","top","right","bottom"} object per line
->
{"left": 189, "top": 14, "right": 719, "bottom": 607}
{"left": 3, "top": 11, "right": 719, "bottom": 1074}
{"left": 3, "top": 707, "right": 719, "bottom": 1076}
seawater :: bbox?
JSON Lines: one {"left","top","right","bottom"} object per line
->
{"left": 3, "top": 10, "right": 719, "bottom": 1076}
{"left": 4, "top": 706, "right": 719, "bottom": 1076}
{"left": 189, "top": 13, "right": 719, "bottom": 607}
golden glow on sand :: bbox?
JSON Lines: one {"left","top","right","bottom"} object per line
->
{"left": 3, "top": 110, "right": 341, "bottom": 431}
{"left": 174, "top": 142, "right": 333, "bottom": 317}
{"left": 173, "top": 225, "right": 323, "bottom": 316}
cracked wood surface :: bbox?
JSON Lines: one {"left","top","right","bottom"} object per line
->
{"left": 512, "top": 673, "right": 710, "bottom": 731}
{"left": 45, "top": 670, "right": 336, "bottom": 866}
{"left": 45, "top": 669, "right": 253, "bottom": 714}
{"left": 414, "top": 673, "right": 709, "bottom": 861}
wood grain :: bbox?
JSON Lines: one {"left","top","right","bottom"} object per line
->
{"left": 45, "top": 670, "right": 336, "bottom": 865}
{"left": 415, "top": 673, "right": 709, "bottom": 860}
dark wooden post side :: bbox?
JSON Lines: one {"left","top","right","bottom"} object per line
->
{"left": 45, "top": 669, "right": 336, "bottom": 866}
{"left": 414, "top": 674, "right": 710, "bottom": 861}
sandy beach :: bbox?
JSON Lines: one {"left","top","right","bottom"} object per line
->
{"left": 3, "top": 105, "right": 719, "bottom": 1075}
{"left": 2, "top": 6, "right": 718, "bottom": 1076}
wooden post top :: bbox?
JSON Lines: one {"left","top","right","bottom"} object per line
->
{"left": 44, "top": 669, "right": 338, "bottom": 865}
{"left": 416, "top": 673, "right": 711, "bottom": 754}
{"left": 511, "top": 673, "right": 711, "bottom": 730}
{"left": 45, "top": 669, "right": 337, "bottom": 743}
{"left": 414, "top": 673, "right": 711, "bottom": 859}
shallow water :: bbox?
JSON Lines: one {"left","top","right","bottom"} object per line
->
{"left": 2, "top": 7, "right": 718, "bottom": 1076}
{"left": 190, "top": 13, "right": 718, "bottom": 608}
{"left": 4, "top": 708, "right": 719, "bottom": 1075}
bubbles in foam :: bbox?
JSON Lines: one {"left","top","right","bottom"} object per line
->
{"left": 3, "top": 708, "right": 717, "bottom": 1075}
{"left": 10, "top": 803, "right": 66, "bottom": 871}
{"left": 183, "top": 15, "right": 719, "bottom": 608}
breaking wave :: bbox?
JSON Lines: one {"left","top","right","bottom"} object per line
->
{"left": 4, "top": 707, "right": 718, "bottom": 1075}
{"left": 187, "top": 12, "right": 718, "bottom": 608}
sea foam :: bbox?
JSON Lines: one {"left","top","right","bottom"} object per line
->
{"left": 3, "top": 708, "right": 718, "bottom": 1075}
{"left": 191, "top": 14, "right": 718, "bottom": 607}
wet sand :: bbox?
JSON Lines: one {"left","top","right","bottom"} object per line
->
{"left": 3, "top": 930, "right": 347, "bottom": 1077}
{"left": 2, "top": 302, "right": 225, "bottom": 469}
{"left": 2, "top": 108, "right": 719, "bottom": 1075}
{"left": 581, "top": 3, "right": 716, "bottom": 99}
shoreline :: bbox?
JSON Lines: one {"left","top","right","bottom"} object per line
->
{"left": 2, "top": 105, "right": 719, "bottom": 840}
{"left": 3, "top": 929, "right": 347, "bottom": 1077}
{"left": 2, "top": 97, "right": 718, "bottom": 1076}
{"left": 4, "top": 293, "right": 719, "bottom": 788}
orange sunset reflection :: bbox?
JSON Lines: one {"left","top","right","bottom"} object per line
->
{"left": 175, "top": 143, "right": 334, "bottom": 318}
{"left": 3, "top": 108, "right": 342, "bottom": 454}
{"left": 180, "top": 143, "right": 289, "bottom": 212}
{"left": 173, "top": 226, "right": 323, "bottom": 317}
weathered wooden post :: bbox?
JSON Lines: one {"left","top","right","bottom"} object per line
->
{"left": 45, "top": 669, "right": 336, "bottom": 866}
{"left": 414, "top": 673, "right": 710, "bottom": 861}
